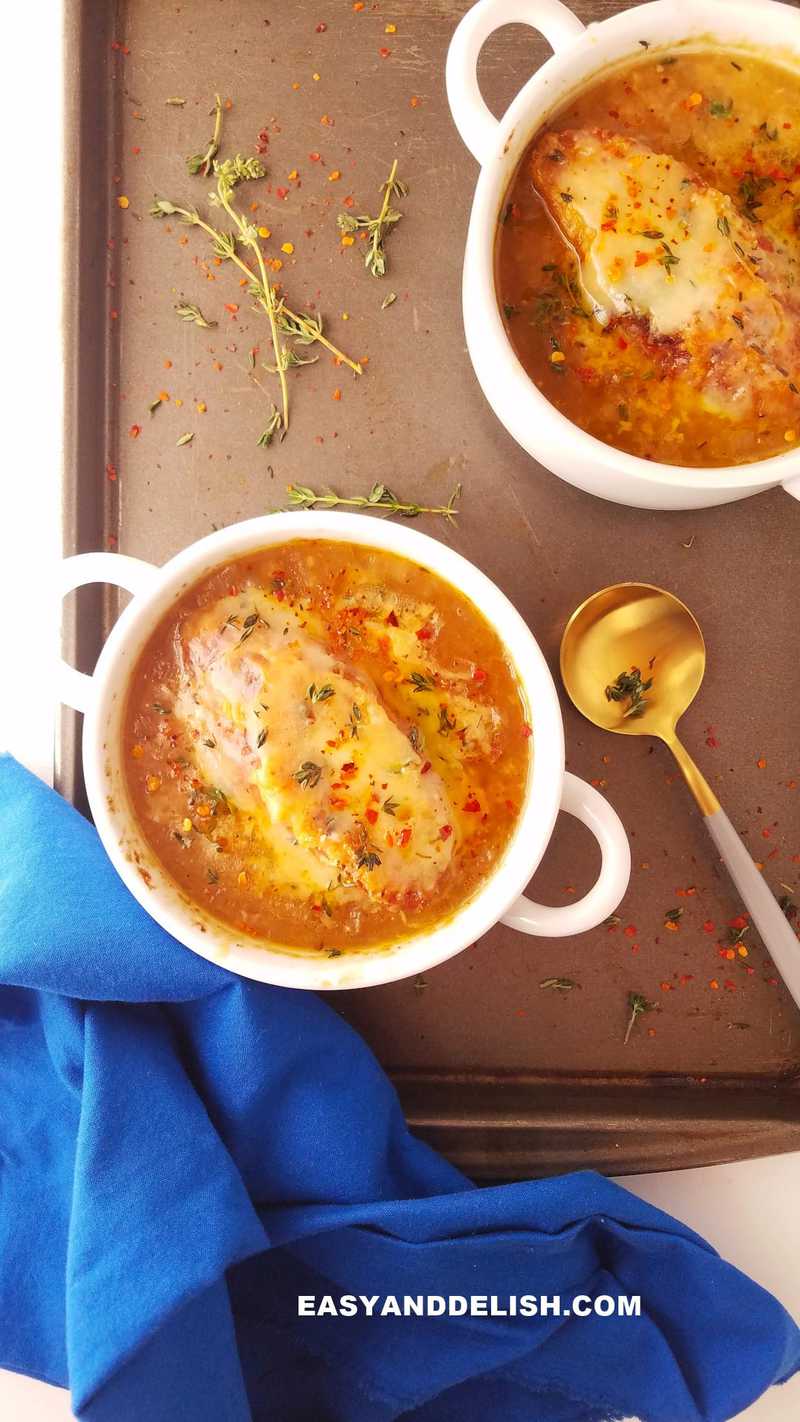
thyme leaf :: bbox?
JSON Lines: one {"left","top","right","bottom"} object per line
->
{"left": 175, "top": 301, "right": 217, "bottom": 328}
{"left": 605, "top": 666, "right": 653, "bottom": 719}
{"left": 187, "top": 93, "right": 223, "bottom": 177}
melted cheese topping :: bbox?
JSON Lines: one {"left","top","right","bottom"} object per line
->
{"left": 530, "top": 127, "right": 800, "bottom": 417}
{"left": 174, "top": 592, "right": 462, "bottom": 901}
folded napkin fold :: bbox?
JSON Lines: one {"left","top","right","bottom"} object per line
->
{"left": 0, "top": 754, "right": 797, "bottom": 1422}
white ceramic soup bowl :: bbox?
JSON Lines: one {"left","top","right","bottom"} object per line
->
{"left": 447, "top": 0, "right": 800, "bottom": 510}
{"left": 57, "top": 513, "right": 630, "bottom": 990}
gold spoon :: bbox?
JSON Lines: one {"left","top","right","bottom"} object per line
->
{"left": 560, "top": 583, "right": 800, "bottom": 1011}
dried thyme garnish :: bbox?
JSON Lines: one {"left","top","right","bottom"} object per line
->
{"left": 294, "top": 762, "right": 322, "bottom": 789}
{"left": 285, "top": 481, "right": 461, "bottom": 522}
{"left": 624, "top": 992, "right": 655, "bottom": 1045}
{"left": 187, "top": 93, "right": 223, "bottom": 177}
{"left": 337, "top": 158, "right": 407, "bottom": 277}
{"left": 605, "top": 666, "right": 653, "bottom": 719}
{"left": 539, "top": 977, "right": 579, "bottom": 992}
{"left": 307, "top": 683, "right": 335, "bottom": 704}
{"left": 408, "top": 672, "right": 436, "bottom": 693}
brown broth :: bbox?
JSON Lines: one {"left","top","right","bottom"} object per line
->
{"left": 123, "top": 541, "right": 531, "bottom": 953}
{"left": 496, "top": 48, "right": 800, "bottom": 467}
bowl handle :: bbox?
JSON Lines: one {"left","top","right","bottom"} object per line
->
{"left": 446, "top": 0, "right": 585, "bottom": 166}
{"left": 501, "top": 772, "right": 630, "bottom": 937}
{"left": 58, "top": 552, "right": 158, "bottom": 713}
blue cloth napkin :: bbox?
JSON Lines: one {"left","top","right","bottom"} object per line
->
{"left": 1, "top": 754, "right": 798, "bottom": 1422}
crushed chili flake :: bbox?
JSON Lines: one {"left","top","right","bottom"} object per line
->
{"left": 316, "top": 21, "right": 328, "bottom": 32}
{"left": 129, "top": 424, "right": 141, "bottom": 438}
{"left": 379, "top": 47, "right": 391, "bottom": 58}
{"left": 410, "top": 95, "right": 421, "bottom": 108}
{"left": 463, "top": 797, "right": 481, "bottom": 813}
{"left": 399, "top": 826, "right": 413, "bottom": 847}
{"left": 420, "top": 760, "right": 432, "bottom": 775}
{"left": 439, "top": 824, "right": 453, "bottom": 841}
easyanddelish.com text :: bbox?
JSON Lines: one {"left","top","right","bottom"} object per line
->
{"left": 298, "top": 1294, "right": 641, "bottom": 1319}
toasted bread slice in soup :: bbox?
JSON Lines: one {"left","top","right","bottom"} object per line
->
{"left": 530, "top": 128, "right": 800, "bottom": 419}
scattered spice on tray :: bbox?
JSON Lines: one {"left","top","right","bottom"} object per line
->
{"left": 166, "top": 97, "right": 186, "bottom": 107}
{"left": 623, "top": 991, "right": 656, "bottom": 1045}
{"left": 605, "top": 666, "right": 653, "bottom": 718}
{"left": 175, "top": 300, "right": 217, "bottom": 329}
{"left": 664, "top": 906, "right": 684, "bottom": 931}
{"left": 176, "top": 432, "right": 194, "bottom": 447}
{"left": 187, "top": 93, "right": 224, "bottom": 177}
{"left": 337, "top": 158, "right": 407, "bottom": 276}
{"left": 284, "top": 481, "right": 462, "bottom": 522}
{"left": 539, "top": 977, "right": 580, "bottom": 992}
{"left": 152, "top": 149, "right": 361, "bottom": 441}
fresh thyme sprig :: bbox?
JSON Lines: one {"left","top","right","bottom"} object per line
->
{"left": 624, "top": 992, "right": 655, "bottom": 1045}
{"left": 605, "top": 666, "right": 653, "bottom": 719}
{"left": 285, "top": 481, "right": 461, "bottom": 523}
{"left": 187, "top": 93, "right": 223, "bottom": 177}
{"left": 151, "top": 157, "right": 361, "bottom": 439}
{"left": 337, "top": 158, "right": 407, "bottom": 277}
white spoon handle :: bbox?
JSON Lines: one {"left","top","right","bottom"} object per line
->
{"left": 705, "top": 808, "right": 800, "bottom": 1010}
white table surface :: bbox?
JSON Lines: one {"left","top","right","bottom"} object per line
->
{"left": 0, "top": 4, "right": 798, "bottom": 1419}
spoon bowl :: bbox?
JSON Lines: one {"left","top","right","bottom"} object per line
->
{"left": 560, "top": 583, "right": 706, "bottom": 742}
{"left": 560, "top": 581, "right": 800, "bottom": 1015}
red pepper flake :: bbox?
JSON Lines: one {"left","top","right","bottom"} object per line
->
{"left": 224, "top": 302, "right": 239, "bottom": 314}
{"left": 276, "top": 186, "right": 289, "bottom": 200}
{"left": 420, "top": 760, "right": 432, "bottom": 775}
{"left": 410, "top": 95, "right": 422, "bottom": 108}
{"left": 463, "top": 797, "right": 481, "bottom": 814}
{"left": 438, "top": 824, "right": 452, "bottom": 841}
{"left": 341, "top": 762, "right": 357, "bottom": 776}
{"left": 399, "top": 826, "right": 413, "bottom": 847}
{"left": 320, "top": 114, "right": 334, "bottom": 126}
{"left": 702, "top": 919, "right": 716, "bottom": 934}
{"left": 309, "top": 151, "right": 322, "bottom": 162}
{"left": 724, "top": 980, "right": 736, "bottom": 991}
{"left": 365, "top": 808, "right": 378, "bottom": 825}
{"left": 730, "top": 914, "right": 748, "bottom": 931}
{"left": 129, "top": 424, "right": 141, "bottom": 439}
{"left": 386, "top": 610, "right": 399, "bottom": 627}
{"left": 521, "top": 723, "right": 532, "bottom": 739}
{"left": 472, "top": 667, "right": 487, "bottom": 683}
{"left": 379, "top": 47, "right": 391, "bottom": 58}
{"left": 660, "top": 981, "right": 672, "bottom": 992}
{"left": 623, "top": 923, "right": 637, "bottom": 938}
{"left": 761, "top": 827, "right": 771, "bottom": 839}
{"left": 415, "top": 625, "right": 434, "bottom": 641}
{"left": 709, "top": 978, "right": 720, "bottom": 990}
{"left": 706, "top": 734, "right": 719, "bottom": 748}
{"left": 617, "top": 336, "right": 629, "bottom": 350}
{"left": 316, "top": 21, "right": 328, "bottom": 31}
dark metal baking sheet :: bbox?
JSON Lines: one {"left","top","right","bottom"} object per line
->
{"left": 62, "top": 0, "right": 800, "bottom": 1177}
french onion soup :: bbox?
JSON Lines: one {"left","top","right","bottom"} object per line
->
{"left": 496, "top": 48, "right": 800, "bottom": 467}
{"left": 123, "top": 541, "right": 531, "bottom": 952}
